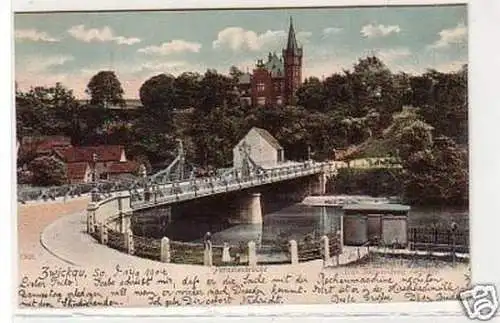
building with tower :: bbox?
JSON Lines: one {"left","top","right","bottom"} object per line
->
{"left": 237, "top": 17, "right": 303, "bottom": 107}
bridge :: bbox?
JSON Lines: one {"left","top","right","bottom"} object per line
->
{"left": 80, "top": 138, "right": 339, "bottom": 241}
{"left": 125, "top": 138, "right": 336, "bottom": 229}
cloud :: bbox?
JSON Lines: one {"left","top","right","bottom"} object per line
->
{"left": 376, "top": 47, "right": 412, "bottom": 62}
{"left": 18, "top": 55, "right": 74, "bottom": 73}
{"left": 433, "top": 59, "right": 467, "bottom": 73}
{"left": 212, "top": 27, "right": 311, "bottom": 51}
{"left": 138, "top": 40, "right": 202, "bottom": 55}
{"left": 67, "top": 25, "right": 141, "bottom": 45}
{"left": 16, "top": 58, "right": 207, "bottom": 99}
{"left": 15, "top": 29, "right": 59, "bottom": 43}
{"left": 428, "top": 23, "right": 467, "bottom": 49}
{"left": 322, "top": 27, "right": 343, "bottom": 36}
{"left": 360, "top": 24, "right": 401, "bottom": 38}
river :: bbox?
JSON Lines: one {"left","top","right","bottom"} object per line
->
{"left": 132, "top": 203, "right": 469, "bottom": 247}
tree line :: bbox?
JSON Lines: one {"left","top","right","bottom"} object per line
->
{"left": 16, "top": 56, "right": 468, "bottom": 206}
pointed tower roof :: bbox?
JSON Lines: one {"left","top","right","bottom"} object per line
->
{"left": 286, "top": 17, "right": 300, "bottom": 55}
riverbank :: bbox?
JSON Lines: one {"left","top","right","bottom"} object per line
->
{"left": 17, "top": 198, "right": 470, "bottom": 308}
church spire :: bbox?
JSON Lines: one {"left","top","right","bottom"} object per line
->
{"left": 286, "top": 16, "right": 300, "bottom": 54}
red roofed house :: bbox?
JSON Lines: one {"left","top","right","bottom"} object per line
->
{"left": 66, "top": 162, "right": 92, "bottom": 184}
{"left": 20, "top": 136, "right": 72, "bottom": 156}
{"left": 53, "top": 145, "right": 143, "bottom": 183}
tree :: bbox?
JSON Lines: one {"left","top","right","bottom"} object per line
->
{"left": 139, "top": 73, "right": 176, "bottom": 119}
{"left": 174, "top": 72, "right": 201, "bottom": 109}
{"left": 196, "top": 69, "right": 239, "bottom": 114}
{"left": 16, "top": 83, "right": 79, "bottom": 139}
{"left": 410, "top": 69, "right": 468, "bottom": 145}
{"left": 349, "top": 56, "right": 401, "bottom": 130}
{"left": 229, "top": 66, "right": 244, "bottom": 81}
{"left": 384, "top": 106, "right": 434, "bottom": 159}
{"left": 133, "top": 74, "right": 179, "bottom": 164}
{"left": 402, "top": 136, "right": 467, "bottom": 206}
{"left": 296, "top": 77, "right": 325, "bottom": 112}
{"left": 86, "top": 71, "right": 125, "bottom": 107}
{"left": 28, "top": 156, "right": 68, "bottom": 186}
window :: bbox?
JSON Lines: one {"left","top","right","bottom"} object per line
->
{"left": 257, "top": 82, "right": 265, "bottom": 92}
{"left": 277, "top": 149, "right": 284, "bottom": 162}
{"left": 257, "top": 97, "right": 266, "bottom": 106}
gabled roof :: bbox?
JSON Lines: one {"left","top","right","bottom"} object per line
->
{"left": 66, "top": 162, "right": 89, "bottom": 181}
{"left": 107, "top": 161, "right": 140, "bottom": 174}
{"left": 21, "top": 136, "right": 72, "bottom": 154}
{"left": 54, "top": 145, "right": 125, "bottom": 163}
{"left": 252, "top": 127, "right": 283, "bottom": 150}
{"left": 265, "top": 53, "right": 284, "bottom": 78}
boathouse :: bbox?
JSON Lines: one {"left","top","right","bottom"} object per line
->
{"left": 342, "top": 203, "right": 410, "bottom": 247}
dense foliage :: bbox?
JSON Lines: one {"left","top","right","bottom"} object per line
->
{"left": 28, "top": 156, "right": 68, "bottom": 186}
{"left": 16, "top": 57, "right": 468, "bottom": 205}
{"left": 86, "top": 71, "right": 125, "bottom": 107}
{"left": 331, "top": 168, "right": 403, "bottom": 197}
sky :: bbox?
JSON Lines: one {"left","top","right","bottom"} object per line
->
{"left": 14, "top": 5, "right": 468, "bottom": 99}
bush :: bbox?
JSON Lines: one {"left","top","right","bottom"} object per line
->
{"left": 330, "top": 167, "right": 403, "bottom": 197}
{"left": 28, "top": 156, "right": 68, "bottom": 186}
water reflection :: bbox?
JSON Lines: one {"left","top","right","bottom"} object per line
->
{"left": 183, "top": 204, "right": 343, "bottom": 246}
{"left": 133, "top": 202, "right": 469, "bottom": 247}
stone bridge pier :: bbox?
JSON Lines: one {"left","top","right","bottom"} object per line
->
{"left": 130, "top": 170, "right": 333, "bottom": 230}
{"left": 236, "top": 192, "right": 263, "bottom": 224}
{"left": 308, "top": 173, "right": 327, "bottom": 196}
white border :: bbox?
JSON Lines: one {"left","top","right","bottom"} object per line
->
{"left": 6, "top": 0, "right": 500, "bottom": 322}
{"left": 13, "top": 0, "right": 468, "bottom": 13}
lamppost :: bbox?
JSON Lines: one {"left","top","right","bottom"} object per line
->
{"left": 140, "top": 164, "right": 150, "bottom": 202}
{"left": 90, "top": 153, "right": 99, "bottom": 202}
{"left": 91, "top": 152, "right": 98, "bottom": 183}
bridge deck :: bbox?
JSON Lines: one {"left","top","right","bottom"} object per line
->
{"left": 131, "top": 161, "right": 335, "bottom": 211}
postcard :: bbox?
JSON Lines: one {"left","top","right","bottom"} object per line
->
{"left": 13, "top": 2, "right": 496, "bottom": 321}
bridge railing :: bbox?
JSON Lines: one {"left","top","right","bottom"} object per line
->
{"left": 86, "top": 189, "right": 344, "bottom": 267}
{"left": 88, "top": 219, "right": 344, "bottom": 267}
{"left": 131, "top": 161, "right": 336, "bottom": 209}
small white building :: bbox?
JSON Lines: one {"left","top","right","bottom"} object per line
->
{"left": 233, "top": 127, "right": 285, "bottom": 168}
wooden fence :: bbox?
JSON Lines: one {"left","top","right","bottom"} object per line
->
{"left": 408, "top": 226, "right": 469, "bottom": 253}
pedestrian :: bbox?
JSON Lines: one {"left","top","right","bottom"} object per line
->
{"left": 204, "top": 232, "right": 212, "bottom": 250}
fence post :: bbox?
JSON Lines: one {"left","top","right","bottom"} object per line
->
{"left": 321, "top": 235, "right": 330, "bottom": 266}
{"left": 204, "top": 241, "right": 213, "bottom": 267}
{"left": 160, "top": 237, "right": 171, "bottom": 263}
{"left": 247, "top": 241, "right": 257, "bottom": 266}
{"left": 100, "top": 223, "right": 108, "bottom": 245}
{"left": 125, "top": 229, "right": 134, "bottom": 255}
{"left": 289, "top": 240, "right": 298, "bottom": 265}
{"left": 87, "top": 211, "right": 95, "bottom": 234}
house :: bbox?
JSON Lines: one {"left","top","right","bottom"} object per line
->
{"left": 66, "top": 162, "right": 92, "bottom": 184}
{"left": 237, "top": 17, "right": 303, "bottom": 107}
{"left": 53, "top": 145, "right": 142, "bottom": 182}
{"left": 20, "top": 136, "right": 72, "bottom": 156}
{"left": 233, "top": 127, "right": 285, "bottom": 168}
{"left": 106, "top": 160, "right": 142, "bottom": 181}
